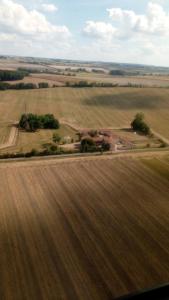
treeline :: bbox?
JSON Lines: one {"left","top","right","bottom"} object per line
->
{"left": 0, "top": 70, "right": 29, "bottom": 81}
{"left": 18, "top": 67, "right": 41, "bottom": 74}
{"left": 66, "top": 80, "right": 148, "bottom": 88}
{"left": 0, "top": 147, "right": 64, "bottom": 160}
{"left": 92, "top": 69, "right": 105, "bottom": 74}
{"left": 19, "top": 114, "right": 60, "bottom": 132}
{"left": 110, "top": 70, "right": 140, "bottom": 76}
{"left": 0, "top": 82, "right": 49, "bottom": 90}
{"left": 66, "top": 81, "right": 119, "bottom": 88}
{"left": 18, "top": 68, "right": 76, "bottom": 77}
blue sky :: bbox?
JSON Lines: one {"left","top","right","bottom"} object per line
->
{"left": 0, "top": 0, "right": 169, "bottom": 65}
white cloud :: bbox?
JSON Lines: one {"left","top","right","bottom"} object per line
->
{"left": 83, "top": 2, "right": 169, "bottom": 41}
{"left": 80, "top": 2, "right": 169, "bottom": 66}
{"left": 0, "top": 0, "right": 72, "bottom": 58}
{"left": 0, "top": 0, "right": 70, "bottom": 37}
{"left": 108, "top": 2, "right": 169, "bottom": 36}
{"left": 83, "top": 21, "right": 117, "bottom": 40}
{"left": 0, "top": 33, "right": 17, "bottom": 42}
{"left": 41, "top": 3, "right": 58, "bottom": 12}
{"left": 0, "top": 0, "right": 74, "bottom": 62}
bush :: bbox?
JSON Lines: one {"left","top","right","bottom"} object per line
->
{"left": 38, "top": 82, "right": 49, "bottom": 89}
{"left": 53, "top": 133, "right": 61, "bottom": 144}
{"left": 160, "top": 141, "right": 167, "bottom": 148}
{"left": 30, "top": 149, "right": 38, "bottom": 156}
{"left": 0, "top": 82, "right": 10, "bottom": 90}
{"left": 102, "top": 142, "right": 111, "bottom": 151}
{"left": 50, "top": 144, "right": 58, "bottom": 152}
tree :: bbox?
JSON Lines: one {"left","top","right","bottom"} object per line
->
{"left": 80, "top": 137, "right": 96, "bottom": 153}
{"left": 101, "top": 141, "right": 111, "bottom": 151}
{"left": 39, "top": 114, "right": 60, "bottom": 129}
{"left": 19, "top": 114, "right": 60, "bottom": 132}
{"left": 53, "top": 133, "right": 61, "bottom": 144}
{"left": 131, "top": 113, "right": 150, "bottom": 135}
{"left": 38, "top": 82, "right": 49, "bottom": 89}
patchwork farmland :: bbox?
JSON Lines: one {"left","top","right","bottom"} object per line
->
{"left": 0, "top": 155, "right": 169, "bottom": 299}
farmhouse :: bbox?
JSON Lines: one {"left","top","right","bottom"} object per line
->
{"left": 78, "top": 129, "right": 119, "bottom": 151}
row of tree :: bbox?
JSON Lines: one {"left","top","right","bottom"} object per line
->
{"left": 0, "top": 82, "right": 49, "bottom": 90}
{"left": 19, "top": 114, "right": 60, "bottom": 132}
{"left": 66, "top": 81, "right": 119, "bottom": 88}
{"left": 0, "top": 70, "right": 29, "bottom": 81}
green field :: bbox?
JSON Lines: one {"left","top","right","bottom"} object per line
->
{"left": 0, "top": 87, "right": 169, "bottom": 143}
{"left": 0, "top": 125, "right": 77, "bottom": 153}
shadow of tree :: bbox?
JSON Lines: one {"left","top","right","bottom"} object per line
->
{"left": 83, "top": 92, "right": 167, "bottom": 110}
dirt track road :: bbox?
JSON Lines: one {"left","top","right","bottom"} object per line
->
{"left": 0, "top": 147, "right": 168, "bottom": 169}
{"left": 151, "top": 129, "right": 169, "bottom": 146}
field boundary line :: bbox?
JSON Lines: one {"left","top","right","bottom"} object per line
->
{"left": 0, "top": 146, "right": 169, "bottom": 167}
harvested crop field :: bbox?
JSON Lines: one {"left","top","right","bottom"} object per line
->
{"left": 0, "top": 156, "right": 169, "bottom": 299}
{"left": 1, "top": 87, "right": 169, "bottom": 140}
{"left": 15, "top": 72, "right": 169, "bottom": 88}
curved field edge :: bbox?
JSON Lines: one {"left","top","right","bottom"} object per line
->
{"left": 0, "top": 156, "right": 169, "bottom": 299}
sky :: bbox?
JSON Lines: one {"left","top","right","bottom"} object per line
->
{"left": 0, "top": 0, "right": 169, "bottom": 66}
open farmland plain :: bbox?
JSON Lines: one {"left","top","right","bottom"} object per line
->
{"left": 0, "top": 155, "right": 168, "bottom": 299}
{"left": 0, "top": 87, "right": 169, "bottom": 146}
{"left": 5, "top": 75, "right": 64, "bottom": 87}
{"left": 27, "top": 72, "right": 169, "bottom": 88}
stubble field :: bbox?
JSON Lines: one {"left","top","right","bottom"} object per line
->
{"left": 0, "top": 87, "right": 169, "bottom": 143}
{"left": 0, "top": 155, "right": 169, "bottom": 299}
{"left": 31, "top": 72, "right": 169, "bottom": 87}
{"left": 5, "top": 71, "right": 169, "bottom": 88}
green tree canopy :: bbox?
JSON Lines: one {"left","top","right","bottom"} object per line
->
{"left": 19, "top": 114, "right": 60, "bottom": 132}
{"left": 131, "top": 113, "right": 150, "bottom": 135}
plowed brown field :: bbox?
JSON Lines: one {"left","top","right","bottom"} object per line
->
{"left": 0, "top": 156, "right": 169, "bottom": 299}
